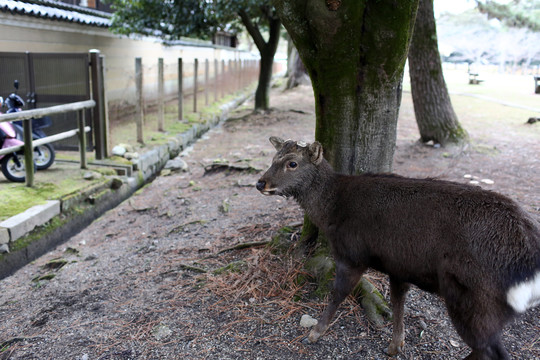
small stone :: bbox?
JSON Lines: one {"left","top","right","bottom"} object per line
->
{"left": 450, "top": 339, "right": 461, "bottom": 348}
{"left": 110, "top": 177, "right": 124, "bottom": 190}
{"left": 0, "top": 244, "right": 9, "bottom": 254}
{"left": 112, "top": 145, "right": 127, "bottom": 156}
{"left": 152, "top": 323, "right": 172, "bottom": 340}
{"left": 464, "top": 174, "right": 472, "bottom": 179}
{"left": 120, "top": 143, "right": 134, "bottom": 153}
{"left": 164, "top": 158, "right": 189, "bottom": 172}
{"left": 83, "top": 171, "right": 102, "bottom": 180}
{"left": 85, "top": 254, "right": 97, "bottom": 261}
{"left": 300, "top": 314, "right": 318, "bottom": 328}
{"left": 124, "top": 152, "right": 139, "bottom": 160}
{"left": 480, "top": 179, "right": 494, "bottom": 185}
{"left": 469, "top": 180, "right": 480, "bottom": 185}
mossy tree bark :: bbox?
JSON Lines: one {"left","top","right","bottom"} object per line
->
{"left": 239, "top": 9, "right": 281, "bottom": 111}
{"left": 408, "top": 0, "right": 468, "bottom": 146}
{"left": 274, "top": 0, "right": 418, "bottom": 174}
{"left": 273, "top": 0, "right": 419, "bottom": 323}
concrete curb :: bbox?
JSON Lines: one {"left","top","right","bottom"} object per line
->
{"left": 0, "top": 90, "right": 252, "bottom": 279}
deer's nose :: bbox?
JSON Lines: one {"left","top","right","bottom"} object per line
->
{"left": 256, "top": 180, "right": 266, "bottom": 191}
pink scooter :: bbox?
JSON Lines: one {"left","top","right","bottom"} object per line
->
{"left": 0, "top": 96, "right": 32, "bottom": 182}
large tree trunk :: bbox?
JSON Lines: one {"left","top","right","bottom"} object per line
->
{"left": 408, "top": 0, "right": 468, "bottom": 146}
{"left": 239, "top": 9, "right": 281, "bottom": 111}
{"left": 275, "top": 0, "right": 418, "bottom": 174}
{"left": 274, "top": 0, "right": 419, "bottom": 323}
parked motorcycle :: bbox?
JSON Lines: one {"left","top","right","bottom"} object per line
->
{"left": 6, "top": 80, "right": 55, "bottom": 170}
{"left": 0, "top": 96, "right": 34, "bottom": 182}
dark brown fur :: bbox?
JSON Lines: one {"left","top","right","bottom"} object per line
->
{"left": 256, "top": 137, "right": 540, "bottom": 360}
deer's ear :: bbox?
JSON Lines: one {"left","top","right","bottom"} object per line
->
{"left": 269, "top": 136, "right": 285, "bottom": 151}
{"left": 309, "top": 141, "right": 323, "bottom": 165}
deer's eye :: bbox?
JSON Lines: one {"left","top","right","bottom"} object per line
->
{"left": 287, "top": 161, "right": 298, "bottom": 169}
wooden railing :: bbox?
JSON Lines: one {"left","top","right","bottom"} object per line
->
{"left": 0, "top": 100, "right": 95, "bottom": 187}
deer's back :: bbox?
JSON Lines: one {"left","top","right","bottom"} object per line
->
{"left": 324, "top": 174, "right": 540, "bottom": 293}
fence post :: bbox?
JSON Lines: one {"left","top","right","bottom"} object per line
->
{"left": 135, "top": 57, "right": 144, "bottom": 144}
{"left": 193, "top": 58, "right": 198, "bottom": 113}
{"left": 235, "top": 59, "right": 239, "bottom": 91}
{"left": 158, "top": 58, "right": 164, "bottom": 131}
{"left": 99, "top": 54, "right": 110, "bottom": 157}
{"left": 228, "top": 60, "right": 233, "bottom": 94}
{"left": 90, "top": 49, "right": 105, "bottom": 159}
{"left": 23, "top": 119, "right": 34, "bottom": 187}
{"left": 214, "top": 59, "right": 218, "bottom": 102}
{"left": 204, "top": 59, "right": 209, "bottom": 106}
{"left": 178, "top": 58, "right": 183, "bottom": 121}
{"left": 221, "top": 60, "right": 225, "bottom": 99}
{"left": 78, "top": 109, "right": 87, "bottom": 169}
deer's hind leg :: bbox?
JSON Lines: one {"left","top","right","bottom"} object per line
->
{"left": 308, "top": 260, "right": 366, "bottom": 343}
{"left": 386, "top": 277, "right": 410, "bottom": 356}
{"left": 442, "top": 272, "right": 512, "bottom": 360}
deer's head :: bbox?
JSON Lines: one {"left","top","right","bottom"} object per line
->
{"left": 256, "top": 136, "right": 324, "bottom": 198}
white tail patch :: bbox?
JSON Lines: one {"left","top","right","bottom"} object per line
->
{"left": 507, "top": 271, "right": 540, "bottom": 313}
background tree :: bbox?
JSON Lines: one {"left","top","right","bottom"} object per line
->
{"left": 408, "top": 0, "right": 468, "bottom": 146}
{"left": 285, "top": 37, "right": 310, "bottom": 89}
{"left": 436, "top": 4, "right": 540, "bottom": 74}
{"left": 108, "top": 0, "right": 281, "bottom": 111}
{"left": 477, "top": 0, "right": 540, "bottom": 31}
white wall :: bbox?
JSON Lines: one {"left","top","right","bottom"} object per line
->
{"left": 0, "top": 12, "right": 258, "bottom": 116}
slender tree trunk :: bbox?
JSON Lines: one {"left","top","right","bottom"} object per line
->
{"left": 239, "top": 9, "right": 281, "bottom": 111}
{"left": 408, "top": 0, "right": 467, "bottom": 146}
{"left": 255, "top": 52, "right": 275, "bottom": 109}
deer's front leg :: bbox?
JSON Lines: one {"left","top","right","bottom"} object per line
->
{"left": 386, "top": 277, "right": 410, "bottom": 356}
{"left": 308, "top": 261, "right": 365, "bottom": 343}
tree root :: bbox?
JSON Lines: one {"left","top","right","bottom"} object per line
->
{"left": 353, "top": 277, "right": 392, "bottom": 326}
{"left": 217, "top": 241, "right": 269, "bottom": 254}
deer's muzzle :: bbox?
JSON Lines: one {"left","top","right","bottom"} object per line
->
{"left": 255, "top": 180, "right": 277, "bottom": 195}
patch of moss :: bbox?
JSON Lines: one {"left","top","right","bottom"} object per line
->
{"left": 473, "top": 143, "right": 500, "bottom": 155}
{"left": 32, "top": 273, "right": 56, "bottom": 282}
{"left": 352, "top": 277, "right": 392, "bottom": 326}
{"left": 267, "top": 226, "right": 296, "bottom": 254}
{"left": 212, "top": 260, "right": 247, "bottom": 275}
{"left": 43, "top": 258, "right": 68, "bottom": 270}
{"left": 0, "top": 172, "right": 104, "bottom": 221}
{"left": 304, "top": 254, "right": 335, "bottom": 299}
{"left": 9, "top": 215, "right": 68, "bottom": 253}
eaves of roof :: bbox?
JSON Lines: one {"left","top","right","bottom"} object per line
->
{"left": 0, "top": 0, "right": 111, "bottom": 27}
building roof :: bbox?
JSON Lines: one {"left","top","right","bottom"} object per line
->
{"left": 0, "top": 0, "right": 111, "bottom": 27}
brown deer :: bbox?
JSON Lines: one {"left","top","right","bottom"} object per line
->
{"left": 256, "top": 136, "right": 540, "bottom": 360}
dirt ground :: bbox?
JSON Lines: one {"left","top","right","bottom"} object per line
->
{"left": 0, "top": 84, "right": 539, "bottom": 360}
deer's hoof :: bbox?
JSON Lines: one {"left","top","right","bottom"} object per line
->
{"left": 307, "top": 329, "right": 321, "bottom": 343}
{"left": 386, "top": 340, "right": 404, "bottom": 356}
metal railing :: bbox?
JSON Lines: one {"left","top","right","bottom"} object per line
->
{"left": 0, "top": 100, "right": 95, "bottom": 187}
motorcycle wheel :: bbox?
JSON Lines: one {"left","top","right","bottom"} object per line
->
{"left": 34, "top": 143, "right": 55, "bottom": 170}
{"left": 1, "top": 153, "right": 35, "bottom": 182}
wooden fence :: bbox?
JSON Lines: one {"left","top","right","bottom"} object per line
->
{"left": 0, "top": 100, "right": 95, "bottom": 187}
{"left": 131, "top": 57, "right": 261, "bottom": 144}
